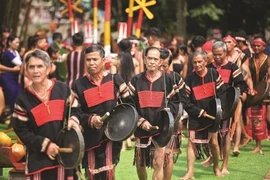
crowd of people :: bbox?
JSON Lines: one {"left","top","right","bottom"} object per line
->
{"left": 0, "top": 24, "right": 270, "bottom": 180}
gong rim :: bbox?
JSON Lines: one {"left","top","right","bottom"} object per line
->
{"left": 208, "top": 98, "right": 222, "bottom": 132}
{"left": 56, "top": 127, "right": 85, "bottom": 169}
{"left": 152, "top": 109, "right": 174, "bottom": 147}
{"left": 222, "top": 87, "right": 240, "bottom": 120}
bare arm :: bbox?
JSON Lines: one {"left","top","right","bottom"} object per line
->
{"left": 110, "top": 59, "right": 119, "bottom": 74}
{"left": 242, "top": 62, "right": 254, "bottom": 92}
{"left": 0, "top": 64, "right": 20, "bottom": 73}
{"left": 133, "top": 58, "right": 140, "bottom": 75}
{"left": 181, "top": 61, "right": 188, "bottom": 79}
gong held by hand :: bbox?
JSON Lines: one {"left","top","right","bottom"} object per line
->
{"left": 204, "top": 113, "right": 215, "bottom": 120}
{"left": 58, "top": 148, "right": 73, "bottom": 153}
{"left": 150, "top": 126, "right": 159, "bottom": 130}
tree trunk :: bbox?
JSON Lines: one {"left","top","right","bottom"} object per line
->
{"left": 12, "top": 0, "right": 22, "bottom": 35}
{"left": 20, "top": 0, "right": 33, "bottom": 47}
{"left": 176, "top": 0, "right": 187, "bottom": 37}
{"left": 0, "top": 0, "right": 8, "bottom": 29}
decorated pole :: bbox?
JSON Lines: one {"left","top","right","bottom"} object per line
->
{"left": 125, "top": 0, "right": 156, "bottom": 38}
{"left": 71, "top": 20, "right": 79, "bottom": 35}
{"left": 127, "top": 0, "right": 135, "bottom": 37}
{"left": 135, "top": 9, "right": 144, "bottom": 38}
{"left": 117, "top": 22, "right": 127, "bottom": 43}
{"left": 60, "top": 0, "right": 83, "bottom": 35}
{"left": 104, "top": 0, "right": 111, "bottom": 55}
{"left": 84, "top": 21, "right": 93, "bottom": 46}
{"left": 93, "top": 0, "right": 98, "bottom": 44}
{"left": 67, "top": 0, "right": 74, "bottom": 23}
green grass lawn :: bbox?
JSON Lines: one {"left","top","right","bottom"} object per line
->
{"left": 1, "top": 122, "right": 269, "bottom": 180}
{"left": 116, "top": 139, "right": 270, "bottom": 180}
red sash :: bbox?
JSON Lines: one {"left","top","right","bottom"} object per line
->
{"left": 138, "top": 91, "right": 164, "bottom": 108}
{"left": 192, "top": 82, "right": 215, "bottom": 100}
{"left": 31, "top": 100, "right": 65, "bottom": 127}
{"left": 84, "top": 81, "right": 114, "bottom": 107}
{"left": 218, "top": 69, "right": 231, "bottom": 83}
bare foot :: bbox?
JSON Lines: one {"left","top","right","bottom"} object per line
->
{"left": 221, "top": 169, "right": 230, "bottom": 175}
{"left": 251, "top": 147, "right": 261, "bottom": 153}
{"left": 232, "top": 150, "right": 240, "bottom": 157}
{"left": 180, "top": 173, "right": 195, "bottom": 180}
{"left": 201, "top": 157, "right": 213, "bottom": 167}
{"left": 214, "top": 169, "right": 223, "bottom": 177}
{"left": 239, "top": 136, "right": 251, "bottom": 147}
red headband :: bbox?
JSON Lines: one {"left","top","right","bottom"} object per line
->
{"left": 223, "top": 35, "right": 236, "bottom": 43}
{"left": 253, "top": 39, "right": 266, "bottom": 46}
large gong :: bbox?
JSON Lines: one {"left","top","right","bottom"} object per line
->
{"left": 206, "top": 98, "right": 222, "bottom": 132}
{"left": 56, "top": 127, "right": 85, "bottom": 169}
{"left": 105, "top": 103, "right": 139, "bottom": 141}
{"left": 247, "top": 81, "right": 269, "bottom": 106}
{"left": 152, "top": 109, "right": 174, "bottom": 147}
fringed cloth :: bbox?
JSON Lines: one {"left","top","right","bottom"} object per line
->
{"left": 164, "top": 134, "right": 181, "bottom": 166}
{"left": 86, "top": 141, "right": 117, "bottom": 180}
{"left": 218, "top": 119, "right": 230, "bottom": 148}
{"left": 26, "top": 166, "right": 75, "bottom": 180}
{"left": 246, "top": 105, "right": 268, "bottom": 141}
{"left": 189, "top": 129, "right": 211, "bottom": 159}
{"left": 134, "top": 134, "right": 181, "bottom": 168}
{"left": 133, "top": 137, "right": 153, "bottom": 168}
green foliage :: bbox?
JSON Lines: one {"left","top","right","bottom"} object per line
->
{"left": 189, "top": 2, "right": 224, "bottom": 21}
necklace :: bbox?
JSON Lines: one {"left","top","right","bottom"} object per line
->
{"left": 30, "top": 81, "right": 51, "bottom": 114}
{"left": 31, "top": 85, "right": 48, "bottom": 100}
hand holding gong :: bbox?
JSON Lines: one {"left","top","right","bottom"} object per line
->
{"left": 141, "top": 120, "right": 159, "bottom": 131}
{"left": 203, "top": 111, "right": 215, "bottom": 120}
{"left": 67, "top": 117, "right": 80, "bottom": 130}
{"left": 92, "top": 112, "right": 110, "bottom": 129}
{"left": 46, "top": 142, "right": 60, "bottom": 160}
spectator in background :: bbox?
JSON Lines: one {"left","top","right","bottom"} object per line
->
{"left": 0, "top": 35, "right": 22, "bottom": 121}
{"left": 46, "top": 44, "right": 59, "bottom": 79}
{"left": 182, "top": 35, "right": 206, "bottom": 79}
{"left": 52, "top": 32, "right": 68, "bottom": 82}
{"left": 0, "top": 64, "right": 20, "bottom": 125}
{"left": 168, "top": 46, "right": 185, "bottom": 76}
{"left": 0, "top": 26, "right": 11, "bottom": 59}
{"left": 171, "top": 35, "right": 185, "bottom": 48}
{"left": 65, "top": 32, "right": 85, "bottom": 88}
{"left": 235, "top": 30, "right": 253, "bottom": 59}
{"left": 202, "top": 40, "right": 214, "bottom": 64}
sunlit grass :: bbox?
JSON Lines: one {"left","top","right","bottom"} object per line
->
{"left": 116, "top": 139, "right": 270, "bottom": 180}
{"left": 1, "top": 123, "right": 269, "bottom": 180}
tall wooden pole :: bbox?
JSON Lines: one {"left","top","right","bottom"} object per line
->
{"left": 104, "top": 0, "right": 111, "bottom": 55}
{"left": 135, "top": 9, "right": 144, "bottom": 38}
{"left": 93, "top": 0, "right": 98, "bottom": 44}
{"left": 127, "top": 0, "right": 134, "bottom": 37}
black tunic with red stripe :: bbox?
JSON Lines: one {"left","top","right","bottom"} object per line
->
{"left": 207, "top": 61, "right": 247, "bottom": 93}
{"left": 185, "top": 68, "right": 226, "bottom": 131}
{"left": 12, "top": 80, "right": 79, "bottom": 175}
{"left": 129, "top": 72, "right": 183, "bottom": 138}
{"left": 72, "top": 73, "right": 133, "bottom": 150}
